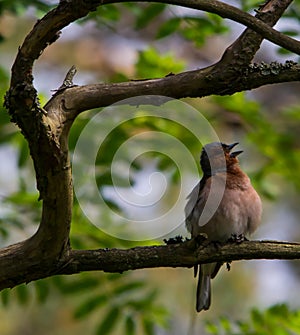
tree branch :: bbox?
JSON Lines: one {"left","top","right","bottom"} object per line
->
{"left": 61, "top": 240, "right": 300, "bottom": 274}
{"left": 213, "top": 0, "right": 293, "bottom": 69}
{"left": 105, "top": 0, "right": 300, "bottom": 55}
{"left": 45, "top": 0, "right": 298, "bottom": 114}
{"left": 1, "top": 240, "right": 299, "bottom": 289}
{"left": 48, "top": 61, "right": 299, "bottom": 114}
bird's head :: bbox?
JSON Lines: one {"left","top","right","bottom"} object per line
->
{"left": 200, "top": 142, "right": 243, "bottom": 175}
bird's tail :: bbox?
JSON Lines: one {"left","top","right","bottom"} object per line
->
{"left": 196, "top": 264, "right": 211, "bottom": 312}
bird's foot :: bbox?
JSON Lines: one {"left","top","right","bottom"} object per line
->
{"left": 228, "top": 233, "right": 248, "bottom": 244}
{"left": 184, "top": 234, "right": 209, "bottom": 252}
{"left": 195, "top": 233, "right": 209, "bottom": 247}
{"left": 163, "top": 235, "right": 184, "bottom": 245}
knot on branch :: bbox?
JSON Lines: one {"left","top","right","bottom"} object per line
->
{"left": 52, "top": 65, "right": 78, "bottom": 97}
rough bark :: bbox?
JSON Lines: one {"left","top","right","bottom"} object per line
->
{"left": 1, "top": 239, "right": 300, "bottom": 290}
{"left": 51, "top": 61, "right": 299, "bottom": 114}
{"left": 61, "top": 240, "right": 300, "bottom": 275}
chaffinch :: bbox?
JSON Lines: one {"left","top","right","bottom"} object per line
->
{"left": 185, "top": 142, "right": 262, "bottom": 312}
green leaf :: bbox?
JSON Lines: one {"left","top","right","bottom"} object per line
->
{"left": 142, "top": 318, "right": 155, "bottom": 335}
{"left": 125, "top": 315, "right": 136, "bottom": 335}
{"left": 220, "top": 316, "right": 233, "bottom": 333}
{"left": 209, "top": 305, "right": 300, "bottom": 335}
{"left": 135, "top": 47, "right": 185, "bottom": 78}
{"left": 96, "top": 307, "right": 120, "bottom": 335}
{"left": 125, "top": 289, "right": 159, "bottom": 312}
{"left": 240, "top": 0, "right": 263, "bottom": 11}
{"left": 97, "top": 4, "right": 120, "bottom": 22}
{"left": 178, "top": 15, "right": 228, "bottom": 46}
{"left": 205, "top": 321, "right": 219, "bottom": 335}
{"left": 16, "top": 284, "right": 30, "bottom": 305}
{"left": 0, "top": 66, "right": 9, "bottom": 89}
{"left": 251, "top": 307, "right": 265, "bottom": 326}
{"left": 0, "top": 0, "right": 52, "bottom": 16}
{"left": 114, "top": 281, "right": 145, "bottom": 295}
{"left": 281, "top": 29, "right": 299, "bottom": 37}
{"left": 79, "top": 3, "right": 120, "bottom": 26}
{"left": 18, "top": 140, "right": 29, "bottom": 167}
{"left": 55, "top": 277, "right": 100, "bottom": 295}
{"left": 5, "top": 191, "right": 39, "bottom": 207}
{"left": 156, "top": 17, "right": 181, "bottom": 39}
{"left": 74, "top": 294, "right": 108, "bottom": 319}
{"left": 0, "top": 223, "right": 9, "bottom": 238}
{"left": 1, "top": 289, "right": 10, "bottom": 306}
{"left": 35, "top": 280, "right": 49, "bottom": 303}
{"left": 135, "top": 3, "right": 166, "bottom": 29}
{"left": 277, "top": 47, "right": 292, "bottom": 55}
{"left": 237, "top": 320, "right": 251, "bottom": 333}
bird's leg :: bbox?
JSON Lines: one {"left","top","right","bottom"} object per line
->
{"left": 225, "top": 234, "right": 248, "bottom": 272}
{"left": 190, "top": 234, "right": 209, "bottom": 278}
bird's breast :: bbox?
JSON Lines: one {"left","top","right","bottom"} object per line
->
{"left": 189, "top": 184, "right": 262, "bottom": 242}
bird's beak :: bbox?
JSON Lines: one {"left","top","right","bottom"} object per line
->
{"left": 227, "top": 142, "right": 239, "bottom": 151}
{"left": 230, "top": 150, "right": 243, "bottom": 158}
{"left": 227, "top": 142, "right": 243, "bottom": 157}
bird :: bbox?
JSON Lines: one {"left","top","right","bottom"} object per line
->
{"left": 185, "top": 142, "right": 262, "bottom": 312}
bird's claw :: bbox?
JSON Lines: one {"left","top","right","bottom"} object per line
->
{"left": 163, "top": 235, "right": 184, "bottom": 245}
{"left": 228, "top": 233, "right": 248, "bottom": 244}
{"left": 195, "top": 233, "right": 209, "bottom": 247}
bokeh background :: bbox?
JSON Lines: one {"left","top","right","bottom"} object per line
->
{"left": 1, "top": 1, "right": 300, "bottom": 334}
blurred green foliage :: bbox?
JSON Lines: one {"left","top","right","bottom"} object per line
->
{"left": 82, "top": 2, "right": 228, "bottom": 48}
{"left": 213, "top": 93, "right": 300, "bottom": 197}
{"left": 206, "top": 304, "right": 300, "bottom": 335}
{"left": 156, "top": 13, "right": 228, "bottom": 46}
{"left": 0, "top": 0, "right": 53, "bottom": 17}
{"left": 135, "top": 46, "right": 185, "bottom": 78}
{"left": 1, "top": 0, "right": 300, "bottom": 334}
{"left": 1, "top": 273, "right": 169, "bottom": 335}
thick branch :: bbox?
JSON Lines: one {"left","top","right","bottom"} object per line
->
{"left": 61, "top": 240, "right": 300, "bottom": 274}
{"left": 51, "top": 62, "right": 300, "bottom": 113}
{"left": 1, "top": 240, "right": 299, "bottom": 289}
{"left": 59, "top": 240, "right": 300, "bottom": 274}
{"left": 214, "top": 0, "right": 293, "bottom": 69}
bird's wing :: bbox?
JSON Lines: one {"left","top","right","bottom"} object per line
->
{"left": 185, "top": 176, "right": 209, "bottom": 234}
